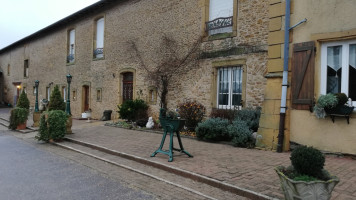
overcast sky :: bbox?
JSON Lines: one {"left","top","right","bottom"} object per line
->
{"left": 0, "top": 0, "right": 100, "bottom": 49}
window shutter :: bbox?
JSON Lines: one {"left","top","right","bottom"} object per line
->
{"left": 291, "top": 41, "right": 315, "bottom": 110}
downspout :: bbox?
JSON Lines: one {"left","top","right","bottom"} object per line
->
{"left": 277, "top": 0, "right": 291, "bottom": 153}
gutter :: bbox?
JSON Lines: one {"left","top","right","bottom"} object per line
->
{"left": 277, "top": 0, "right": 291, "bottom": 153}
{"left": 277, "top": 0, "right": 307, "bottom": 152}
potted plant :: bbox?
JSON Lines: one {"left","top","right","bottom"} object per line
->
{"left": 275, "top": 146, "right": 339, "bottom": 200}
{"left": 8, "top": 90, "right": 30, "bottom": 130}
{"left": 8, "top": 107, "right": 29, "bottom": 130}
{"left": 160, "top": 109, "right": 185, "bottom": 132}
{"left": 48, "top": 85, "right": 72, "bottom": 134}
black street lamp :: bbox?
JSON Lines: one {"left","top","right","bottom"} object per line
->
{"left": 66, "top": 74, "right": 72, "bottom": 115}
{"left": 34, "top": 80, "right": 39, "bottom": 112}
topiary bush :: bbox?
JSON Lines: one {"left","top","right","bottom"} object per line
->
{"left": 334, "top": 93, "right": 348, "bottom": 106}
{"left": 177, "top": 100, "right": 206, "bottom": 131}
{"left": 235, "top": 107, "right": 261, "bottom": 132}
{"left": 8, "top": 107, "right": 29, "bottom": 130}
{"left": 17, "top": 90, "right": 30, "bottom": 109}
{"left": 35, "top": 114, "right": 50, "bottom": 142}
{"left": 227, "top": 120, "right": 253, "bottom": 147}
{"left": 47, "top": 110, "right": 67, "bottom": 141}
{"left": 195, "top": 117, "right": 230, "bottom": 141}
{"left": 290, "top": 146, "right": 325, "bottom": 178}
{"left": 117, "top": 99, "right": 148, "bottom": 121}
{"left": 48, "top": 85, "right": 65, "bottom": 111}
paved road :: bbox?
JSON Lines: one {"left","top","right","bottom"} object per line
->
{"left": 0, "top": 128, "right": 155, "bottom": 200}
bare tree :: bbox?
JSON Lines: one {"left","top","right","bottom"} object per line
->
{"left": 128, "top": 35, "right": 202, "bottom": 109}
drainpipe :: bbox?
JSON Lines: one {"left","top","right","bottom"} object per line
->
{"left": 277, "top": 0, "right": 291, "bottom": 153}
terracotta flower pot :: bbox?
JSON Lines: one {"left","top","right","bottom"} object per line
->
{"left": 16, "top": 122, "right": 27, "bottom": 130}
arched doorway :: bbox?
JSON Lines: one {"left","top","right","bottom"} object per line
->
{"left": 82, "top": 85, "right": 90, "bottom": 112}
{"left": 122, "top": 72, "right": 133, "bottom": 103}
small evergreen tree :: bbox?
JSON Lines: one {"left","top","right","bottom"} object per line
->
{"left": 48, "top": 85, "right": 65, "bottom": 111}
{"left": 17, "top": 90, "right": 30, "bottom": 109}
{"left": 35, "top": 114, "right": 50, "bottom": 142}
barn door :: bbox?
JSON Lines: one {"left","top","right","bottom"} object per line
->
{"left": 291, "top": 41, "right": 315, "bottom": 110}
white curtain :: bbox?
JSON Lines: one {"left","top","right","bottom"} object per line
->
{"left": 69, "top": 29, "right": 75, "bottom": 54}
{"left": 327, "top": 46, "right": 342, "bottom": 72}
{"left": 96, "top": 18, "right": 104, "bottom": 49}
{"left": 349, "top": 44, "right": 356, "bottom": 69}
{"left": 209, "top": 0, "right": 233, "bottom": 35}
{"left": 209, "top": 0, "right": 233, "bottom": 20}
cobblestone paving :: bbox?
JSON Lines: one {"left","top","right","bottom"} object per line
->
{"left": 66, "top": 120, "right": 356, "bottom": 200}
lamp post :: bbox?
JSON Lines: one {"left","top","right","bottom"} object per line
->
{"left": 34, "top": 80, "right": 39, "bottom": 112}
{"left": 66, "top": 74, "right": 72, "bottom": 115}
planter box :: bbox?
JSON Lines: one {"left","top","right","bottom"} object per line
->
{"left": 33, "top": 112, "right": 41, "bottom": 127}
{"left": 66, "top": 115, "right": 72, "bottom": 134}
{"left": 275, "top": 166, "right": 339, "bottom": 200}
{"left": 159, "top": 118, "right": 185, "bottom": 132}
{"left": 16, "top": 122, "right": 27, "bottom": 130}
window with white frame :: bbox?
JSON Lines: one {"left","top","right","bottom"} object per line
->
{"left": 46, "top": 87, "right": 51, "bottom": 100}
{"left": 207, "top": 0, "right": 234, "bottom": 35}
{"left": 62, "top": 86, "right": 66, "bottom": 102}
{"left": 217, "top": 66, "right": 243, "bottom": 109}
{"left": 94, "top": 17, "right": 104, "bottom": 58}
{"left": 67, "top": 29, "right": 75, "bottom": 63}
{"left": 321, "top": 40, "right": 356, "bottom": 105}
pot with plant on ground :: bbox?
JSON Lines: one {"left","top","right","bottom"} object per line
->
{"left": 275, "top": 146, "right": 339, "bottom": 200}
{"left": 8, "top": 90, "right": 30, "bottom": 130}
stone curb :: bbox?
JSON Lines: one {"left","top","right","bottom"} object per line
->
{"left": 63, "top": 137, "right": 277, "bottom": 200}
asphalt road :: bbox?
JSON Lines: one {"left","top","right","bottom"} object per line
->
{"left": 0, "top": 128, "right": 155, "bottom": 200}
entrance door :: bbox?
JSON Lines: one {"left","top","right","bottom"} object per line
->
{"left": 122, "top": 72, "right": 133, "bottom": 103}
{"left": 83, "top": 85, "right": 89, "bottom": 111}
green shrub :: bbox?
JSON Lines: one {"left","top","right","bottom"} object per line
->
{"left": 235, "top": 107, "right": 261, "bottom": 132}
{"left": 17, "top": 90, "right": 30, "bottom": 109}
{"left": 117, "top": 99, "right": 148, "bottom": 121}
{"left": 35, "top": 114, "right": 50, "bottom": 142}
{"left": 210, "top": 108, "right": 237, "bottom": 122}
{"left": 195, "top": 118, "right": 230, "bottom": 141}
{"left": 177, "top": 100, "right": 206, "bottom": 131}
{"left": 290, "top": 146, "right": 325, "bottom": 178}
{"left": 227, "top": 120, "right": 253, "bottom": 147}
{"left": 8, "top": 107, "right": 29, "bottom": 130}
{"left": 334, "top": 93, "right": 348, "bottom": 106}
{"left": 316, "top": 93, "right": 338, "bottom": 109}
{"left": 48, "top": 85, "right": 65, "bottom": 111}
{"left": 48, "top": 110, "right": 67, "bottom": 141}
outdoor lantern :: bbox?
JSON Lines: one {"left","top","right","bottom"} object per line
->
{"left": 34, "top": 80, "right": 39, "bottom": 112}
{"left": 66, "top": 74, "right": 72, "bottom": 115}
{"left": 66, "top": 74, "right": 72, "bottom": 84}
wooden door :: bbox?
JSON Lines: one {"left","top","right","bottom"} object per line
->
{"left": 83, "top": 85, "right": 89, "bottom": 111}
{"left": 122, "top": 72, "right": 133, "bottom": 103}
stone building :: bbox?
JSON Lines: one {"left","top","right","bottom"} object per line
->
{"left": 0, "top": 0, "right": 269, "bottom": 121}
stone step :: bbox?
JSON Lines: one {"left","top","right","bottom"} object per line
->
{"left": 54, "top": 140, "right": 254, "bottom": 200}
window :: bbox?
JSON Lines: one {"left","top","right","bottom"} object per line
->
{"left": 94, "top": 17, "right": 104, "bottom": 58}
{"left": 72, "top": 90, "right": 77, "bottom": 101}
{"left": 46, "top": 87, "right": 51, "bottom": 100}
{"left": 321, "top": 40, "right": 356, "bottom": 105}
{"left": 33, "top": 86, "right": 36, "bottom": 96}
{"left": 62, "top": 86, "right": 66, "bottom": 102}
{"left": 206, "top": 0, "right": 234, "bottom": 35}
{"left": 23, "top": 87, "right": 27, "bottom": 94}
{"left": 24, "top": 60, "right": 29, "bottom": 77}
{"left": 7, "top": 64, "right": 10, "bottom": 76}
{"left": 217, "top": 66, "right": 243, "bottom": 109}
{"left": 96, "top": 88, "right": 102, "bottom": 102}
{"left": 67, "top": 29, "right": 75, "bottom": 63}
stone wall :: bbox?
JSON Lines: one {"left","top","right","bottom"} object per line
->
{"left": 0, "top": 0, "right": 269, "bottom": 121}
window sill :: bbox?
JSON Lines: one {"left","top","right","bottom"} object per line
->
{"left": 93, "top": 57, "right": 105, "bottom": 61}
{"left": 205, "top": 32, "right": 236, "bottom": 41}
{"left": 66, "top": 62, "right": 75, "bottom": 66}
